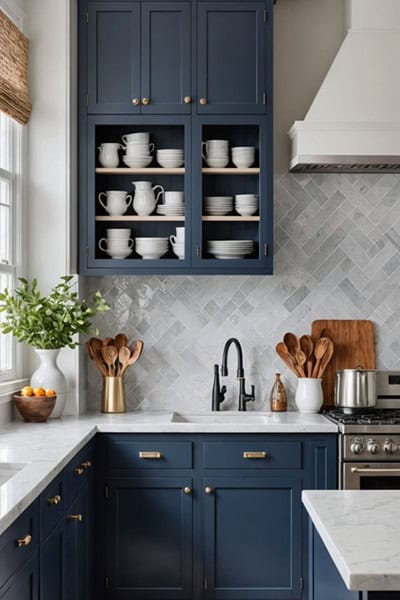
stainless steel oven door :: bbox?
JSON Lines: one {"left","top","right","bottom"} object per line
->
{"left": 343, "top": 462, "right": 400, "bottom": 490}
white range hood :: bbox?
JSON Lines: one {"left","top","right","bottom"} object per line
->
{"left": 289, "top": 0, "right": 400, "bottom": 172}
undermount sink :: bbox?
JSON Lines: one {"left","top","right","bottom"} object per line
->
{"left": 0, "top": 463, "right": 25, "bottom": 487}
{"left": 171, "top": 412, "right": 270, "bottom": 424}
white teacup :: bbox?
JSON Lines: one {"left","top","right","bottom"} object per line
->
{"left": 98, "top": 191, "right": 132, "bottom": 216}
{"left": 202, "top": 140, "right": 229, "bottom": 158}
{"left": 99, "top": 238, "right": 134, "bottom": 252}
{"left": 106, "top": 228, "right": 132, "bottom": 239}
{"left": 122, "top": 132, "right": 150, "bottom": 145}
{"left": 170, "top": 227, "right": 185, "bottom": 245}
{"left": 124, "top": 141, "right": 155, "bottom": 155}
{"left": 164, "top": 191, "right": 184, "bottom": 205}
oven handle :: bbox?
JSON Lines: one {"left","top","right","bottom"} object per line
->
{"left": 351, "top": 467, "right": 400, "bottom": 474}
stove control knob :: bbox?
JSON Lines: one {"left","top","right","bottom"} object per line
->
{"left": 350, "top": 440, "right": 364, "bottom": 455}
{"left": 367, "top": 440, "right": 380, "bottom": 454}
{"left": 383, "top": 440, "right": 397, "bottom": 454}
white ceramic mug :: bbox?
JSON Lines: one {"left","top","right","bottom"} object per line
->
{"left": 98, "top": 143, "right": 122, "bottom": 168}
{"left": 170, "top": 227, "right": 185, "bottom": 245}
{"left": 164, "top": 191, "right": 184, "bottom": 205}
{"left": 98, "top": 191, "right": 132, "bottom": 216}
{"left": 98, "top": 238, "right": 134, "bottom": 252}
{"left": 122, "top": 132, "right": 150, "bottom": 145}
{"left": 201, "top": 140, "right": 229, "bottom": 159}
{"left": 106, "top": 228, "right": 131, "bottom": 239}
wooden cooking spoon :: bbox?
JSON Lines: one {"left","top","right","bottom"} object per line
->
{"left": 88, "top": 337, "right": 102, "bottom": 353}
{"left": 300, "top": 335, "right": 314, "bottom": 377}
{"left": 312, "top": 337, "right": 331, "bottom": 378}
{"left": 102, "top": 337, "right": 114, "bottom": 347}
{"left": 317, "top": 338, "right": 334, "bottom": 378}
{"left": 283, "top": 332, "right": 301, "bottom": 361}
{"left": 86, "top": 343, "right": 109, "bottom": 377}
{"left": 101, "top": 345, "right": 119, "bottom": 377}
{"left": 118, "top": 346, "right": 131, "bottom": 377}
{"left": 115, "top": 333, "right": 129, "bottom": 351}
{"left": 296, "top": 350, "right": 307, "bottom": 378}
{"left": 129, "top": 340, "right": 144, "bottom": 364}
{"left": 276, "top": 342, "right": 302, "bottom": 377}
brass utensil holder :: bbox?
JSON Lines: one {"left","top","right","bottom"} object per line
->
{"left": 101, "top": 377, "right": 126, "bottom": 413}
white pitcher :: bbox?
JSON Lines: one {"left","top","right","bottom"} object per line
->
{"left": 98, "top": 143, "right": 122, "bottom": 168}
{"left": 98, "top": 191, "right": 132, "bottom": 216}
{"left": 132, "top": 181, "right": 164, "bottom": 216}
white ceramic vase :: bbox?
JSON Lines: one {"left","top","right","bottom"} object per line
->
{"left": 295, "top": 378, "right": 323, "bottom": 414}
{"left": 30, "top": 349, "right": 67, "bottom": 418}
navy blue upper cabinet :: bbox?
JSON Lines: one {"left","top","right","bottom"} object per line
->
{"left": 197, "top": 2, "right": 267, "bottom": 114}
{"left": 141, "top": 3, "right": 191, "bottom": 114}
{"left": 87, "top": 2, "right": 191, "bottom": 114}
{"left": 88, "top": 2, "right": 141, "bottom": 114}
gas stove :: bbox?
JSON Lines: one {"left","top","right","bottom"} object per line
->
{"left": 325, "top": 409, "right": 400, "bottom": 434}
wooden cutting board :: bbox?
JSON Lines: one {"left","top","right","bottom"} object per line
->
{"left": 311, "top": 320, "right": 376, "bottom": 407}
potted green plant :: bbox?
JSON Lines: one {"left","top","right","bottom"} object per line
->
{"left": 0, "top": 276, "right": 109, "bottom": 417}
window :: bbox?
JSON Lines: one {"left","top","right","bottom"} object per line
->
{"left": 0, "top": 110, "right": 23, "bottom": 381}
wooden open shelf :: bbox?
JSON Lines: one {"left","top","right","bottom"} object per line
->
{"left": 96, "top": 167, "right": 185, "bottom": 175}
{"left": 202, "top": 168, "right": 260, "bottom": 175}
{"left": 96, "top": 216, "right": 185, "bottom": 222}
{"left": 202, "top": 216, "right": 260, "bottom": 222}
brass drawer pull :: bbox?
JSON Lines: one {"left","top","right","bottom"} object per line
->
{"left": 75, "top": 467, "right": 85, "bottom": 476}
{"left": 139, "top": 451, "right": 161, "bottom": 459}
{"left": 204, "top": 486, "right": 213, "bottom": 495}
{"left": 199, "top": 97, "right": 207, "bottom": 105}
{"left": 243, "top": 451, "right": 267, "bottom": 459}
{"left": 184, "top": 96, "right": 192, "bottom": 104}
{"left": 141, "top": 97, "right": 150, "bottom": 105}
{"left": 183, "top": 486, "right": 192, "bottom": 495}
{"left": 16, "top": 534, "right": 32, "bottom": 547}
{"left": 48, "top": 494, "right": 61, "bottom": 506}
{"left": 132, "top": 97, "right": 140, "bottom": 106}
{"left": 68, "top": 514, "right": 83, "bottom": 522}
{"left": 81, "top": 461, "right": 92, "bottom": 469}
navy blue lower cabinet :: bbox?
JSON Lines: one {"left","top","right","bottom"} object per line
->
{"left": 203, "top": 477, "right": 303, "bottom": 599}
{"left": 64, "top": 484, "right": 92, "bottom": 600}
{"left": 0, "top": 556, "right": 39, "bottom": 600}
{"left": 40, "top": 520, "right": 65, "bottom": 600}
{"left": 104, "top": 477, "right": 193, "bottom": 598}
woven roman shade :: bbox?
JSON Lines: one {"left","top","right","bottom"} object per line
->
{"left": 0, "top": 9, "right": 31, "bottom": 125}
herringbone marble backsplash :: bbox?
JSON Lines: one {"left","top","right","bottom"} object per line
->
{"left": 83, "top": 173, "right": 400, "bottom": 412}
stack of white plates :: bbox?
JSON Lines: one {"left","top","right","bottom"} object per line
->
{"left": 206, "top": 240, "right": 254, "bottom": 260}
{"left": 135, "top": 237, "right": 169, "bottom": 260}
{"left": 204, "top": 196, "right": 233, "bottom": 216}
{"left": 235, "top": 194, "right": 259, "bottom": 216}
{"left": 157, "top": 149, "right": 184, "bottom": 168}
{"left": 156, "top": 204, "right": 185, "bottom": 216}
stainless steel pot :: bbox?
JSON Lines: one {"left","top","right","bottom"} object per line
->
{"left": 334, "top": 368, "right": 377, "bottom": 409}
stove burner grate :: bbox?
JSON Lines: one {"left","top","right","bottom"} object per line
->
{"left": 326, "top": 409, "right": 400, "bottom": 426}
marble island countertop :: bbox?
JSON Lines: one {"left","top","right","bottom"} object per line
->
{"left": 0, "top": 410, "right": 336, "bottom": 535}
{"left": 303, "top": 490, "right": 400, "bottom": 591}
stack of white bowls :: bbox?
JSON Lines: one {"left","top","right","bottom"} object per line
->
{"left": 135, "top": 237, "right": 169, "bottom": 260}
{"left": 234, "top": 194, "right": 258, "bottom": 216}
{"left": 204, "top": 196, "right": 233, "bottom": 216}
{"left": 157, "top": 149, "right": 184, "bottom": 168}
{"left": 122, "top": 132, "right": 154, "bottom": 168}
{"left": 202, "top": 140, "right": 229, "bottom": 168}
{"left": 98, "top": 229, "right": 133, "bottom": 259}
{"left": 206, "top": 240, "right": 254, "bottom": 260}
{"left": 156, "top": 191, "right": 185, "bottom": 216}
{"left": 232, "top": 146, "right": 255, "bottom": 168}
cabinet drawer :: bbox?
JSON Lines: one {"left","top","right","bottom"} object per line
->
{"left": 64, "top": 440, "right": 95, "bottom": 505}
{"left": 40, "top": 473, "right": 65, "bottom": 541}
{"left": 105, "top": 438, "right": 193, "bottom": 470}
{"left": 0, "top": 499, "right": 39, "bottom": 591}
{"left": 203, "top": 441, "right": 302, "bottom": 469}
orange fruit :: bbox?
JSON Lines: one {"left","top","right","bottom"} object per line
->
{"left": 33, "top": 387, "right": 46, "bottom": 397}
{"left": 45, "top": 389, "right": 56, "bottom": 397}
{"left": 21, "top": 386, "right": 34, "bottom": 397}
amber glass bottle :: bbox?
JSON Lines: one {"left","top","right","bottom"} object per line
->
{"left": 270, "top": 373, "right": 287, "bottom": 412}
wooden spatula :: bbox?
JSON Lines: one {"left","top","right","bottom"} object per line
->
{"left": 317, "top": 338, "right": 334, "bottom": 378}
{"left": 101, "top": 345, "right": 119, "bottom": 377}
{"left": 276, "top": 342, "right": 302, "bottom": 377}
{"left": 312, "top": 337, "right": 331, "bottom": 378}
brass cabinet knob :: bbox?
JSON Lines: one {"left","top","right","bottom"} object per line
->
{"left": 68, "top": 514, "right": 83, "bottom": 522}
{"left": 184, "top": 96, "right": 192, "bottom": 104}
{"left": 48, "top": 494, "right": 62, "bottom": 506}
{"left": 204, "top": 486, "right": 213, "bottom": 495}
{"left": 132, "top": 97, "right": 140, "bottom": 106}
{"left": 81, "top": 461, "right": 92, "bottom": 469}
{"left": 141, "top": 97, "right": 150, "bottom": 105}
{"left": 75, "top": 467, "right": 84, "bottom": 476}
{"left": 199, "top": 98, "right": 208, "bottom": 105}
{"left": 16, "top": 534, "right": 32, "bottom": 548}
{"left": 183, "top": 486, "right": 192, "bottom": 495}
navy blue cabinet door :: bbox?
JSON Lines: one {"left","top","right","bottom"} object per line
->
{"left": 88, "top": 2, "right": 141, "bottom": 114}
{"left": 141, "top": 3, "right": 191, "bottom": 114}
{"left": 0, "top": 557, "right": 38, "bottom": 600}
{"left": 203, "top": 477, "right": 302, "bottom": 599}
{"left": 64, "top": 487, "right": 90, "bottom": 600}
{"left": 105, "top": 477, "right": 193, "bottom": 598}
{"left": 197, "top": 2, "right": 267, "bottom": 114}
{"left": 40, "top": 521, "right": 65, "bottom": 600}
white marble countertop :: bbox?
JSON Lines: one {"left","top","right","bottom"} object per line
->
{"left": 0, "top": 410, "right": 336, "bottom": 535}
{"left": 303, "top": 490, "right": 400, "bottom": 591}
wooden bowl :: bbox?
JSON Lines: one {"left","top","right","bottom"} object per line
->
{"left": 13, "top": 393, "right": 57, "bottom": 423}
